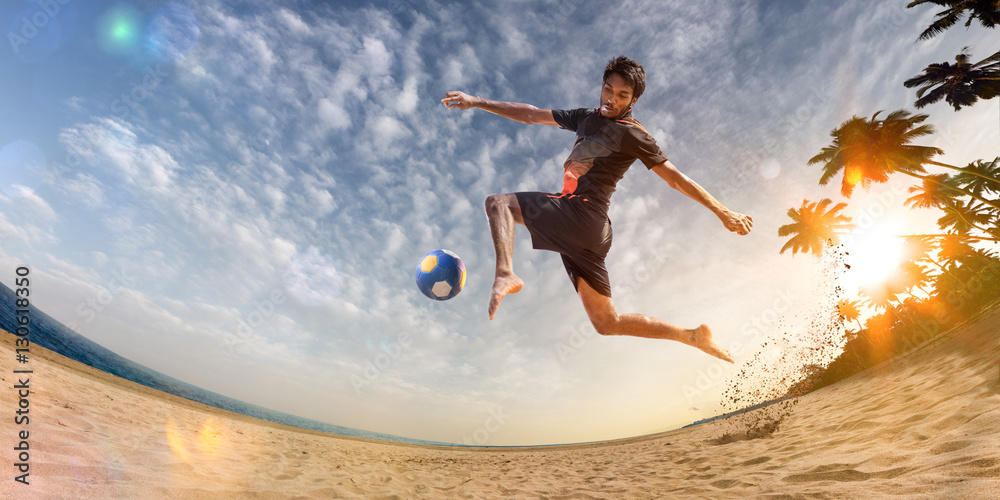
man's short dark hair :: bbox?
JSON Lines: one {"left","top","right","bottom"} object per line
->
{"left": 603, "top": 56, "right": 646, "bottom": 101}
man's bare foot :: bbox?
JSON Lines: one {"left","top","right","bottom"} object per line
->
{"left": 488, "top": 274, "right": 523, "bottom": 320}
{"left": 690, "top": 324, "right": 734, "bottom": 363}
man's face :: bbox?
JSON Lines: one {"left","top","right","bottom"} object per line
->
{"left": 599, "top": 73, "right": 637, "bottom": 118}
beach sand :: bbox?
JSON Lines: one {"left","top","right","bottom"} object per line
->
{"left": 1, "top": 308, "right": 998, "bottom": 499}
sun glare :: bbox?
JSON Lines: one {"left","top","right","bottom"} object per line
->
{"left": 845, "top": 165, "right": 863, "bottom": 187}
{"left": 842, "top": 227, "right": 905, "bottom": 291}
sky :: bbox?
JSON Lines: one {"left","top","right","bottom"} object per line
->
{"left": 0, "top": 0, "right": 997, "bottom": 446}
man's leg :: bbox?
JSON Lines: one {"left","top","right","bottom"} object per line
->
{"left": 485, "top": 194, "right": 525, "bottom": 320}
{"left": 576, "top": 277, "right": 735, "bottom": 363}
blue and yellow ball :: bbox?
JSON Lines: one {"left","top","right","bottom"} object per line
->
{"left": 415, "top": 249, "right": 466, "bottom": 300}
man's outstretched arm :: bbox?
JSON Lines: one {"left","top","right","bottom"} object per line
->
{"left": 651, "top": 160, "right": 753, "bottom": 236}
{"left": 442, "top": 91, "right": 558, "bottom": 126}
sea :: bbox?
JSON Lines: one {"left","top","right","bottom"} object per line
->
{"left": 0, "top": 279, "right": 457, "bottom": 447}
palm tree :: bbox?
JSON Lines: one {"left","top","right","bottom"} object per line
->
{"left": 837, "top": 298, "right": 865, "bottom": 330}
{"left": 905, "top": 167, "right": 1000, "bottom": 239}
{"left": 809, "top": 110, "right": 1000, "bottom": 209}
{"left": 953, "top": 157, "right": 1000, "bottom": 197}
{"left": 905, "top": 173, "right": 962, "bottom": 209}
{"left": 859, "top": 281, "right": 902, "bottom": 313}
{"left": 906, "top": 0, "right": 1000, "bottom": 41}
{"left": 937, "top": 199, "right": 995, "bottom": 234}
{"left": 938, "top": 234, "right": 979, "bottom": 266}
{"left": 898, "top": 261, "right": 935, "bottom": 297}
{"left": 778, "top": 199, "right": 854, "bottom": 257}
{"left": 908, "top": 175, "right": 997, "bottom": 235}
{"left": 904, "top": 48, "right": 1000, "bottom": 111}
{"left": 902, "top": 235, "right": 970, "bottom": 286}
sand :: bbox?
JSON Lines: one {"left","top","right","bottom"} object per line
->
{"left": 1, "top": 308, "right": 998, "bottom": 499}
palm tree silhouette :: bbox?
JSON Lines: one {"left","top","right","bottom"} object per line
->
{"left": 937, "top": 233, "right": 979, "bottom": 266}
{"left": 904, "top": 48, "right": 1000, "bottom": 140}
{"left": 898, "top": 261, "right": 935, "bottom": 297}
{"left": 902, "top": 235, "right": 968, "bottom": 286}
{"left": 907, "top": 175, "right": 996, "bottom": 234}
{"left": 951, "top": 158, "right": 1000, "bottom": 238}
{"left": 904, "top": 48, "right": 1000, "bottom": 110}
{"left": 905, "top": 173, "right": 962, "bottom": 209}
{"left": 837, "top": 298, "right": 865, "bottom": 330}
{"left": 953, "top": 157, "right": 1000, "bottom": 197}
{"left": 936, "top": 199, "right": 994, "bottom": 234}
{"left": 809, "top": 110, "right": 1000, "bottom": 209}
{"left": 859, "top": 281, "right": 903, "bottom": 313}
{"left": 778, "top": 199, "right": 854, "bottom": 257}
{"left": 906, "top": 0, "right": 1000, "bottom": 41}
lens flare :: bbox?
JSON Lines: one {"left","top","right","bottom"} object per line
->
{"left": 98, "top": 5, "right": 142, "bottom": 55}
{"left": 165, "top": 419, "right": 190, "bottom": 461}
{"left": 165, "top": 418, "right": 226, "bottom": 461}
{"left": 197, "top": 419, "right": 224, "bottom": 455}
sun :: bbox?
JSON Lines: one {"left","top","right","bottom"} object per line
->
{"left": 841, "top": 224, "right": 905, "bottom": 292}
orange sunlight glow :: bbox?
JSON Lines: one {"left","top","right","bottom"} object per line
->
{"left": 845, "top": 164, "right": 863, "bottom": 187}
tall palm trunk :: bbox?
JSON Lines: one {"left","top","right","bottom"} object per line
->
{"left": 897, "top": 169, "right": 1000, "bottom": 211}
{"left": 927, "top": 160, "right": 1000, "bottom": 190}
{"left": 939, "top": 201, "right": 998, "bottom": 235}
{"left": 906, "top": 233, "right": 1000, "bottom": 242}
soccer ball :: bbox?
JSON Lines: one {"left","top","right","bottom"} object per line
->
{"left": 415, "top": 249, "right": 466, "bottom": 300}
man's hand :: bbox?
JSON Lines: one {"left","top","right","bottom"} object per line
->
{"left": 719, "top": 210, "right": 753, "bottom": 236}
{"left": 442, "top": 91, "right": 478, "bottom": 110}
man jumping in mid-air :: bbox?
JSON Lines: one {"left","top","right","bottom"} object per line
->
{"left": 442, "top": 56, "right": 752, "bottom": 364}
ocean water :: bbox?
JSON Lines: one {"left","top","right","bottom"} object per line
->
{"left": 0, "top": 280, "right": 458, "bottom": 447}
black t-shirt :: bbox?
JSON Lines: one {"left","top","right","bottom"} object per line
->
{"left": 552, "top": 107, "right": 668, "bottom": 211}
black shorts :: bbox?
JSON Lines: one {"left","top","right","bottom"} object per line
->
{"left": 515, "top": 192, "right": 613, "bottom": 297}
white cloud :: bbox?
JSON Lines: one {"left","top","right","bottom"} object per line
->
{"left": 396, "top": 77, "right": 420, "bottom": 115}
{"left": 283, "top": 246, "right": 342, "bottom": 307}
{"left": 6, "top": 186, "right": 56, "bottom": 220}
{"left": 49, "top": 172, "right": 106, "bottom": 208}
{"left": 276, "top": 8, "right": 311, "bottom": 36}
{"left": 318, "top": 97, "right": 351, "bottom": 130}
{"left": 0, "top": 212, "right": 29, "bottom": 244}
